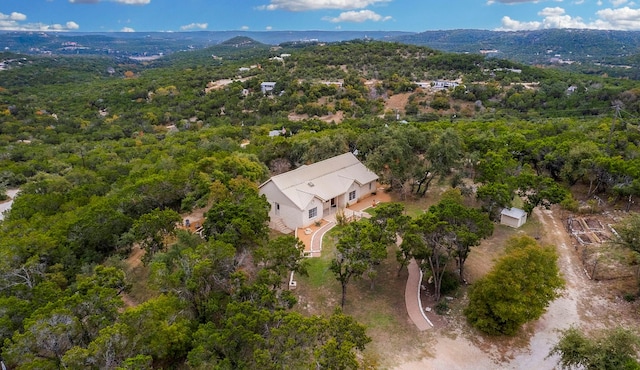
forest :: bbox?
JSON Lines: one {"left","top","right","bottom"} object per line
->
{"left": 1, "top": 38, "right": 640, "bottom": 368}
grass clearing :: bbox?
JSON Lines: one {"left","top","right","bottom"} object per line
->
{"left": 304, "top": 228, "right": 339, "bottom": 288}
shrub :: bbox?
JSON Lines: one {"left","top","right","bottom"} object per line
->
{"left": 440, "top": 271, "right": 460, "bottom": 295}
{"left": 435, "top": 301, "right": 450, "bottom": 315}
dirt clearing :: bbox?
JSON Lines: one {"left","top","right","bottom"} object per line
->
{"left": 395, "top": 206, "right": 637, "bottom": 369}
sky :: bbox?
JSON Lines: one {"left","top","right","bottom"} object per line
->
{"left": 2, "top": 0, "right": 640, "bottom": 33}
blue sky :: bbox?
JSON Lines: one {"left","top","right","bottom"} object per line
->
{"left": 2, "top": 0, "right": 640, "bottom": 33}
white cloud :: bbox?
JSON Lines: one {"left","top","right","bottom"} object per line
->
{"left": 0, "top": 12, "right": 81, "bottom": 31}
{"left": 180, "top": 22, "right": 208, "bottom": 30}
{"left": 121, "top": 26, "right": 135, "bottom": 32}
{"left": 323, "top": 9, "right": 392, "bottom": 23}
{"left": 497, "top": 16, "right": 542, "bottom": 30}
{"left": 596, "top": 6, "right": 640, "bottom": 29}
{"left": 0, "top": 12, "right": 27, "bottom": 21}
{"left": 611, "top": 0, "right": 628, "bottom": 6}
{"left": 538, "top": 6, "right": 566, "bottom": 16}
{"left": 497, "top": 5, "right": 640, "bottom": 30}
{"left": 241, "top": 25, "right": 250, "bottom": 30}
{"left": 259, "top": 0, "right": 391, "bottom": 11}
{"left": 266, "top": 25, "right": 273, "bottom": 30}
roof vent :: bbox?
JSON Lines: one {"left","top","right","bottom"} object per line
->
{"left": 308, "top": 182, "right": 314, "bottom": 187}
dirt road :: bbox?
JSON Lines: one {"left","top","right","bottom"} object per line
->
{"left": 396, "top": 207, "right": 627, "bottom": 369}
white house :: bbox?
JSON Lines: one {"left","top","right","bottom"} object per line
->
{"left": 259, "top": 152, "right": 379, "bottom": 231}
{"left": 500, "top": 207, "right": 527, "bottom": 228}
{"left": 433, "top": 80, "right": 460, "bottom": 90}
{"left": 260, "top": 82, "right": 277, "bottom": 94}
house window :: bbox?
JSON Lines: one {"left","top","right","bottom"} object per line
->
{"left": 309, "top": 207, "right": 317, "bottom": 219}
{"left": 349, "top": 190, "right": 356, "bottom": 201}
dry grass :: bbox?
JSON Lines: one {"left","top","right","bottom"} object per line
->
{"left": 294, "top": 226, "right": 434, "bottom": 368}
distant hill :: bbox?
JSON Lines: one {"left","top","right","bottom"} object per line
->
{"left": 392, "top": 29, "right": 640, "bottom": 65}
{"left": 3, "top": 29, "right": 640, "bottom": 77}
{"left": 219, "top": 36, "right": 264, "bottom": 47}
{"left": 0, "top": 30, "right": 412, "bottom": 56}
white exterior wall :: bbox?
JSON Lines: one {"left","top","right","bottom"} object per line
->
{"left": 260, "top": 181, "right": 304, "bottom": 230}
{"left": 261, "top": 179, "right": 379, "bottom": 230}
{"left": 302, "top": 198, "right": 323, "bottom": 228}
{"left": 500, "top": 214, "right": 526, "bottom": 228}
{"left": 357, "top": 181, "right": 378, "bottom": 201}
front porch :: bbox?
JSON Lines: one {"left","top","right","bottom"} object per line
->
{"left": 296, "top": 189, "right": 392, "bottom": 257}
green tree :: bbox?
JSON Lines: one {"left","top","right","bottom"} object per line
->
{"left": 255, "top": 235, "right": 308, "bottom": 289}
{"left": 612, "top": 212, "right": 640, "bottom": 253}
{"left": 415, "top": 128, "right": 464, "bottom": 197}
{"left": 429, "top": 190, "right": 493, "bottom": 280}
{"left": 202, "top": 179, "right": 270, "bottom": 261}
{"left": 150, "top": 237, "right": 236, "bottom": 322}
{"left": 3, "top": 266, "right": 124, "bottom": 369}
{"left": 476, "top": 182, "right": 514, "bottom": 221}
{"left": 516, "top": 167, "right": 568, "bottom": 215}
{"left": 464, "top": 235, "right": 564, "bottom": 335}
{"left": 409, "top": 211, "right": 454, "bottom": 302}
{"left": 61, "top": 294, "right": 192, "bottom": 369}
{"left": 549, "top": 326, "right": 640, "bottom": 370}
{"left": 331, "top": 221, "right": 388, "bottom": 308}
{"left": 121, "top": 208, "right": 181, "bottom": 263}
{"left": 187, "top": 304, "right": 369, "bottom": 370}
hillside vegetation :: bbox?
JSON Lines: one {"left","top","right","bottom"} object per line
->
{"left": 1, "top": 39, "right": 640, "bottom": 368}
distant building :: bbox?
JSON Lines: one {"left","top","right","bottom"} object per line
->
{"left": 268, "top": 127, "right": 286, "bottom": 137}
{"left": 320, "top": 81, "right": 344, "bottom": 88}
{"left": 433, "top": 80, "right": 459, "bottom": 90}
{"left": 261, "top": 82, "right": 276, "bottom": 94}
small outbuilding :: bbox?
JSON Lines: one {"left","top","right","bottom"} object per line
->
{"left": 500, "top": 207, "right": 527, "bottom": 228}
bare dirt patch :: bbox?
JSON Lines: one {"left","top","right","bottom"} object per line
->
{"left": 395, "top": 206, "right": 638, "bottom": 369}
{"left": 384, "top": 93, "right": 411, "bottom": 114}
{"left": 287, "top": 110, "right": 345, "bottom": 123}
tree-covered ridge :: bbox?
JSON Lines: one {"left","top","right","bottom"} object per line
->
{"left": 2, "top": 39, "right": 640, "bottom": 367}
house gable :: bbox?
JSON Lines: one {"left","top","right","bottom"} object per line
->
{"left": 259, "top": 152, "right": 378, "bottom": 230}
{"left": 260, "top": 152, "right": 378, "bottom": 210}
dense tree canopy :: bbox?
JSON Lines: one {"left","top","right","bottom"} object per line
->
{"left": 2, "top": 38, "right": 640, "bottom": 367}
{"left": 550, "top": 327, "right": 640, "bottom": 370}
{"left": 464, "top": 236, "right": 564, "bottom": 335}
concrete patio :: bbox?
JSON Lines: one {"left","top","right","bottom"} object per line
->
{"left": 295, "top": 189, "right": 392, "bottom": 257}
